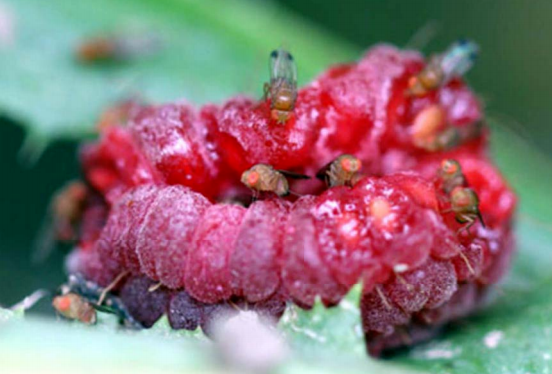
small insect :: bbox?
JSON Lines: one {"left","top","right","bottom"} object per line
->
{"left": 447, "top": 186, "right": 485, "bottom": 233}
{"left": 437, "top": 159, "right": 467, "bottom": 194}
{"left": 51, "top": 181, "right": 89, "bottom": 242}
{"left": 264, "top": 49, "right": 298, "bottom": 123}
{"left": 411, "top": 104, "right": 485, "bottom": 151}
{"left": 32, "top": 181, "right": 89, "bottom": 264}
{"left": 316, "top": 154, "right": 363, "bottom": 187}
{"left": 52, "top": 293, "right": 97, "bottom": 324}
{"left": 410, "top": 104, "right": 447, "bottom": 151}
{"left": 53, "top": 274, "right": 142, "bottom": 328}
{"left": 241, "top": 164, "right": 308, "bottom": 198}
{"left": 407, "top": 39, "right": 479, "bottom": 97}
{"left": 75, "top": 33, "right": 160, "bottom": 64}
{"left": 96, "top": 99, "right": 139, "bottom": 131}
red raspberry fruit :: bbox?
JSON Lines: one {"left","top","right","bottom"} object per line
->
{"left": 120, "top": 275, "right": 170, "bottom": 328}
{"left": 80, "top": 126, "right": 160, "bottom": 204}
{"left": 130, "top": 104, "right": 221, "bottom": 199}
{"left": 136, "top": 185, "right": 211, "bottom": 288}
{"left": 230, "top": 198, "right": 290, "bottom": 302}
{"left": 282, "top": 196, "right": 348, "bottom": 308}
{"left": 202, "top": 87, "right": 322, "bottom": 175}
{"left": 185, "top": 204, "right": 247, "bottom": 303}
{"left": 64, "top": 42, "right": 517, "bottom": 357}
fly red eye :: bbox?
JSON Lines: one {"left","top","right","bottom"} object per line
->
{"left": 441, "top": 159, "right": 458, "bottom": 174}
{"left": 341, "top": 157, "right": 353, "bottom": 172}
{"left": 340, "top": 156, "right": 360, "bottom": 173}
{"left": 408, "top": 76, "right": 419, "bottom": 89}
{"left": 247, "top": 171, "right": 260, "bottom": 186}
{"left": 53, "top": 295, "right": 72, "bottom": 312}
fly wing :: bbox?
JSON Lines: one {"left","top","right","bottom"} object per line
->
{"left": 277, "top": 169, "right": 311, "bottom": 180}
{"left": 440, "top": 39, "right": 479, "bottom": 82}
{"left": 269, "top": 48, "right": 297, "bottom": 87}
{"left": 315, "top": 160, "right": 333, "bottom": 182}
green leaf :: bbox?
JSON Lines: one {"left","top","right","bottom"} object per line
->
{"left": 0, "top": 0, "right": 356, "bottom": 151}
{"left": 1, "top": 0, "right": 552, "bottom": 373}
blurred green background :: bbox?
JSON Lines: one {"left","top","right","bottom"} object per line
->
{"left": 1, "top": 0, "right": 551, "bottom": 308}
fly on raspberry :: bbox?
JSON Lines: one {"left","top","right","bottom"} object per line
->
{"left": 263, "top": 48, "right": 298, "bottom": 124}
{"left": 316, "top": 154, "right": 363, "bottom": 187}
{"left": 407, "top": 39, "right": 479, "bottom": 96}
{"left": 241, "top": 164, "right": 309, "bottom": 199}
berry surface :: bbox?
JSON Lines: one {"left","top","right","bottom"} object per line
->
{"left": 65, "top": 44, "right": 517, "bottom": 356}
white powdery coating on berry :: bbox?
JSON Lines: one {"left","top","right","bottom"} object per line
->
{"left": 185, "top": 203, "right": 247, "bottom": 303}
{"left": 120, "top": 186, "right": 160, "bottom": 271}
{"left": 131, "top": 104, "right": 196, "bottom": 164}
{"left": 96, "top": 186, "right": 161, "bottom": 271}
{"left": 361, "top": 286, "right": 410, "bottom": 335}
{"left": 136, "top": 185, "right": 211, "bottom": 288}
{"left": 423, "top": 260, "right": 458, "bottom": 309}
{"left": 230, "top": 199, "right": 290, "bottom": 302}
{"left": 386, "top": 266, "right": 431, "bottom": 313}
{"left": 130, "top": 104, "right": 217, "bottom": 190}
{"left": 282, "top": 196, "right": 347, "bottom": 307}
{"left": 97, "top": 185, "right": 162, "bottom": 276}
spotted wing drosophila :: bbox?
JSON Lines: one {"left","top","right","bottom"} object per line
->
{"left": 437, "top": 159, "right": 467, "bottom": 194}
{"left": 436, "top": 160, "right": 485, "bottom": 233}
{"left": 76, "top": 33, "right": 161, "bottom": 64}
{"left": 316, "top": 154, "right": 363, "bottom": 188}
{"left": 32, "top": 181, "right": 89, "bottom": 264}
{"left": 52, "top": 293, "right": 97, "bottom": 325}
{"left": 407, "top": 39, "right": 479, "bottom": 97}
{"left": 448, "top": 186, "right": 485, "bottom": 234}
{"left": 53, "top": 274, "right": 142, "bottom": 328}
{"left": 241, "top": 164, "right": 309, "bottom": 198}
{"left": 264, "top": 49, "right": 298, "bottom": 123}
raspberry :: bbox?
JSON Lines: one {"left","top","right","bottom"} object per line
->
{"left": 479, "top": 229, "right": 515, "bottom": 285}
{"left": 310, "top": 186, "right": 372, "bottom": 288}
{"left": 361, "top": 286, "right": 410, "bottom": 336}
{"left": 353, "top": 177, "right": 434, "bottom": 274}
{"left": 204, "top": 88, "right": 322, "bottom": 175}
{"left": 381, "top": 172, "right": 439, "bottom": 211}
{"left": 136, "top": 186, "right": 211, "bottom": 288}
{"left": 451, "top": 240, "right": 485, "bottom": 281}
{"left": 311, "top": 46, "right": 422, "bottom": 173}
{"left": 230, "top": 198, "right": 290, "bottom": 302}
{"left": 77, "top": 194, "right": 108, "bottom": 250}
{"left": 66, "top": 245, "right": 118, "bottom": 287}
{"left": 415, "top": 152, "right": 516, "bottom": 227}
{"left": 385, "top": 269, "right": 430, "bottom": 314}
{"left": 168, "top": 290, "right": 208, "bottom": 331}
{"left": 366, "top": 283, "right": 483, "bottom": 356}
{"left": 361, "top": 258, "right": 457, "bottom": 346}
{"left": 120, "top": 275, "right": 169, "bottom": 328}
{"left": 423, "top": 209, "right": 462, "bottom": 260}
{"left": 281, "top": 196, "right": 347, "bottom": 308}
{"left": 185, "top": 204, "right": 247, "bottom": 303}
{"left": 95, "top": 185, "right": 158, "bottom": 275}
{"left": 439, "top": 79, "right": 482, "bottom": 126}
{"left": 417, "top": 282, "right": 481, "bottom": 325}
{"left": 64, "top": 42, "right": 517, "bottom": 356}
{"left": 80, "top": 126, "right": 159, "bottom": 204}
{"left": 130, "top": 104, "right": 221, "bottom": 199}
{"left": 420, "top": 259, "right": 458, "bottom": 309}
